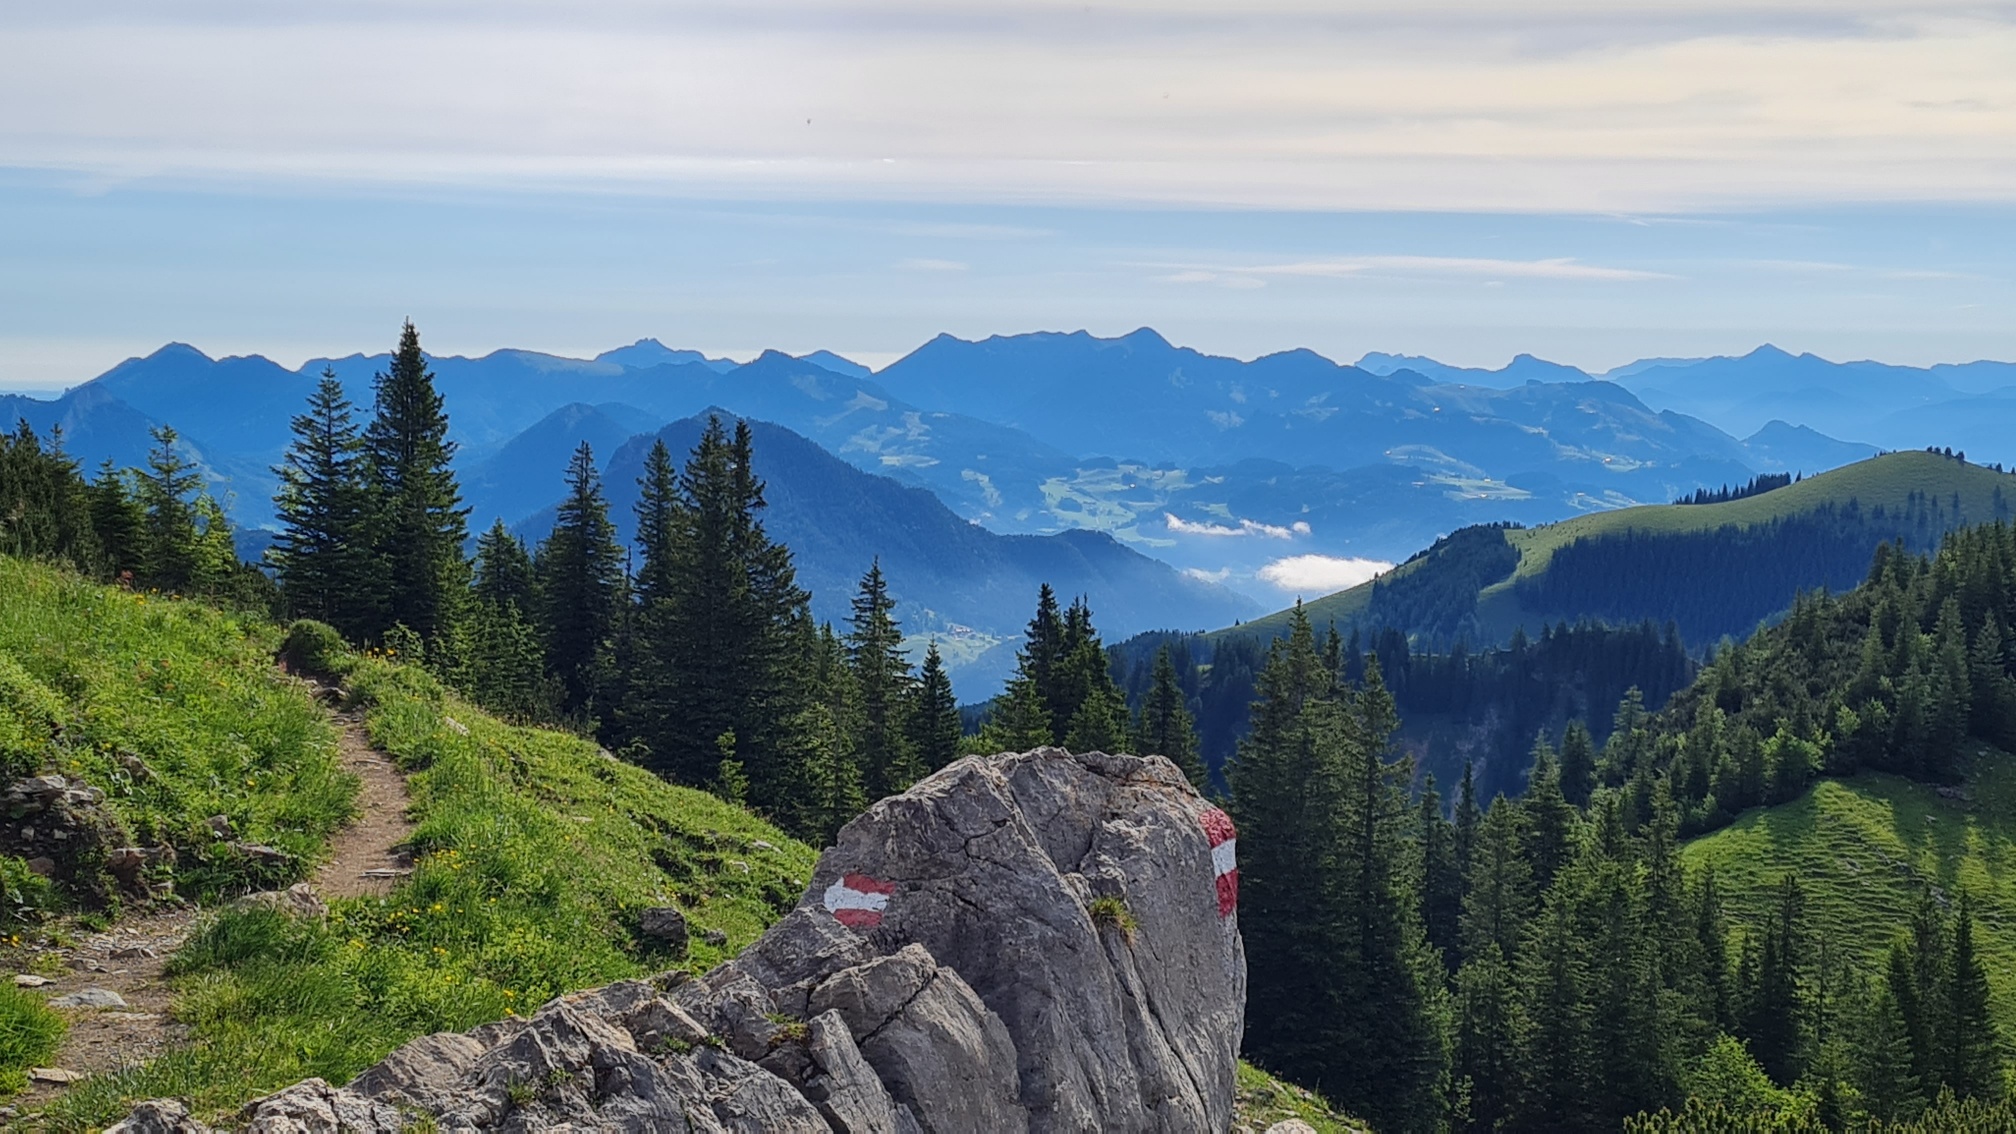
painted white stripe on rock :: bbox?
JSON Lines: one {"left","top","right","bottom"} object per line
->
{"left": 824, "top": 881, "right": 891, "bottom": 913}
{"left": 1211, "top": 838, "right": 1237, "bottom": 878}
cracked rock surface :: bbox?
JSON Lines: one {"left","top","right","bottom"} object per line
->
{"left": 111, "top": 747, "right": 1246, "bottom": 1132}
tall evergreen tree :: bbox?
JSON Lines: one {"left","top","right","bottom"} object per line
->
{"left": 1558, "top": 720, "right": 1597, "bottom": 808}
{"left": 1419, "top": 774, "right": 1463, "bottom": 963}
{"left": 86, "top": 460, "right": 144, "bottom": 579}
{"left": 473, "top": 521, "right": 536, "bottom": 612}
{"left": 361, "top": 320, "right": 468, "bottom": 642}
{"left": 848, "top": 560, "right": 920, "bottom": 799}
{"left": 906, "top": 641, "right": 963, "bottom": 775}
{"left": 136, "top": 425, "right": 202, "bottom": 591}
{"left": 271, "top": 371, "right": 376, "bottom": 633}
{"left": 1944, "top": 896, "right": 1999, "bottom": 1098}
{"left": 535, "top": 442, "right": 624, "bottom": 716}
{"left": 1136, "top": 645, "right": 1206, "bottom": 787}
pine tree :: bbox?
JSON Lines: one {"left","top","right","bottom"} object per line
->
{"left": 1452, "top": 945, "right": 1525, "bottom": 1132}
{"left": 473, "top": 521, "right": 536, "bottom": 612}
{"left": 1419, "top": 774, "right": 1463, "bottom": 963}
{"left": 906, "top": 641, "right": 962, "bottom": 775}
{"left": 135, "top": 425, "right": 203, "bottom": 591}
{"left": 1515, "top": 890, "right": 1592, "bottom": 1129}
{"left": 631, "top": 438, "right": 681, "bottom": 608}
{"left": 271, "top": 371, "right": 376, "bottom": 633}
{"left": 1461, "top": 796, "right": 1534, "bottom": 965}
{"left": 86, "top": 460, "right": 145, "bottom": 580}
{"left": 1522, "top": 735, "right": 1577, "bottom": 892}
{"left": 1136, "top": 645, "right": 1206, "bottom": 788}
{"left": 1559, "top": 720, "right": 1597, "bottom": 808}
{"left": 1853, "top": 975, "right": 1924, "bottom": 1121}
{"left": 1740, "top": 873, "right": 1806, "bottom": 1086}
{"left": 1021, "top": 584, "right": 1066, "bottom": 742}
{"left": 1054, "top": 597, "right": 1128, "bottom": 751}
{"left": 361, "top": 320, "right": 469, "bottom": 643}
{"left": 1455, "top": 759, "right": 1482, "bottom": 880}
{"left": 974, "top": 672, "right": 1053, "bottom": 754}
{"left": 535, "top": 442, "right": 623, "bottom": 716}
{"left": 1944, "top": 897, "right": 1999, "bottom": 1098}
{"left": 848, "top": 560, "right": 920, "bottom": 799}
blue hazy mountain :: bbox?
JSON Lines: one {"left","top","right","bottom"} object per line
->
{"left": 5, "top": 330, "right": 1919, "bottom": 578}
{"left": 1606, "top": 344, "right": 2016, "bottom": 455}
{"left": 516, "top": 412, "right": 1268, "bottom": 697}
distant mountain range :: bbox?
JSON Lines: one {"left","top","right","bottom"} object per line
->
{"left": 13, "top": 328, "right": 2013, "bottom": 624}
{"left": 511, "top": 412, "right": 1265, "bottom": 696}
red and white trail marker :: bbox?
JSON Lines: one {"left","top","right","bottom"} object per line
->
{"left": 1200, "top": 807, "right": 1238, "bottom": 917}
{"left": 823, "top": 872, "right": 895, "bottom": 929}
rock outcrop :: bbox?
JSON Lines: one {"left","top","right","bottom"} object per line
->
{"left": 113, "top": 747, "right": 1246, "bottom": 1132}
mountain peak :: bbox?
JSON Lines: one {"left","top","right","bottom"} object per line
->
{"left": 147, "top": 342, "right": 214, "bottom": 363}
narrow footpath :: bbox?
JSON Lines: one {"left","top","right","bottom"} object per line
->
{"left": 15, "top": 703, "right": 414, "bottom": 1106}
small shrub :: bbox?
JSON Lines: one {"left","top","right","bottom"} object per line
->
{"left": 0, "top": 856, "right": 55, "bottom": 934}
{"left": 0, "top": 981, "right": 65, "bottom": 1094}
{"left": 1088, "top": 895, "right": 1138, "bottom": 937}
{"left": 279, "top": 620, "right": 352, "bottom": 681}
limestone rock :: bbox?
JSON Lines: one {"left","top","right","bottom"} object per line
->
{"left": 104, "top": 1098, "right": 210, "bottom": 1133}
{"left": 50, "top": 987, "right": 128, "bottom": 1009}
{"left": 229, "top": 882, "right": 328, "bottom": 919}
{"left": 111, "top": 747, "right": 1244, "bottom": 1133}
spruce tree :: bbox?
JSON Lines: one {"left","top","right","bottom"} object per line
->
{"left": 472, "top": 520, "right": 536, "bottom": 612}
{"left": 1419, "top": 774, "right": 1463, "bottom": 963}
{"left": 848, "top": 560, "right": 920, "bottom": 799}
{"left": 271, "top": 371, "right": 375, "bottom": 633}
{"left": 1452, "top": 946, "right": 1524, "bottom": 1132}
{"left": 1853, "top": 975, "right": 1924, "bottom": 1121}
{"left": 974, "top": 672, "right": 1053, "bottom": 754}
{"left": 361, "top": 320, "right": 468, "bottom": 643}
{"left": 1559, "top": 720, "right": 1597, "bottom": 808}
{"left": 136, "top": 425, "right": 202, "bottom": 591}
{"left": 86, "top": 460, "right": 145, "bottom": 580}
{"left": 1136, "top": 645, "right": 1206, "bottom": 788}
{"left": 906, "top": 641, "right": 963, "bottom": 774}
{"left": 1522, "top": 736, "right": 1577, "bottom": 892}
{"left": 1944, "top": 897, "right": 1999, "bottom": 1097}
{"left": 535, "top": 442, "right": 623, "bottom": 716}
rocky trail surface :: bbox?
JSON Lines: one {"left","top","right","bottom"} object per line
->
{"left": 106, "top": 747, "right": 1249, "bottom": 1133}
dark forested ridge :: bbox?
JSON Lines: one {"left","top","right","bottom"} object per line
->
{"left": 1117, "top": 619, "right": 1696, "bottom": 801}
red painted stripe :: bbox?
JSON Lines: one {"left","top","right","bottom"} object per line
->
{"left": 1216, "top": 869, "right": 1239, "bottom": 918}
{"left": 833, "top": 908, "right": 883, "bottom": 929}
{"left": 841, "top": 872, "right": 897, "bottom": 895}
{"left": 1199, "top": 807, "right": 1236, "bottom": 847}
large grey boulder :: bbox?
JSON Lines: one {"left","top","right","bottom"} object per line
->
{"left": 109, "top": 748, "right": 1244, "bottom": 1133}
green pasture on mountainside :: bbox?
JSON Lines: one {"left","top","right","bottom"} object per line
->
{"left": 1683, "top": 745, "right": 2016, "bottom": 1033}
{"left": 1224, "top": 450, "right": 2016, "bottom": 644}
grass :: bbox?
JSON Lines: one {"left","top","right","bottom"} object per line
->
{"left": 1222, "top": 451, "right": 2016, "bottom": 643}
{"left": 1681, "top": 745, "right": 2016, "bottom": 1034}
{"left": 0, "top": 983, "right": 64, "bottom": 1094}
{"left": 1233, "top": 1060, "right": 1370, "bottom": 1132}
{"left": 0, "top": 557, "right": 353, "bottom": 899}
{"left": 35, "top": 650, "right": 817, "bottom": 1129}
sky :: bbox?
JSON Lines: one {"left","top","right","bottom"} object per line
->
{"left": 3, "top": 0, "right": 2014, "bottom": 393}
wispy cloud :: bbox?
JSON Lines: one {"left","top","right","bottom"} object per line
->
{"left": 896, "top": 257, "right": 969, "bottom": 271}
{"left": 5, "top": 4, "right": 2016, "bottom": 211}
{"left": 1152, "top": 256, "right": 1671, "bottom": 282}
{"left": 1183, "top": 566, "right": 1234, "bottom": 584}
{"left": 1164, "top": 513, "right": 1312, "bottom": 539}
{"left": 1256, "top": 555, "right": 1393, "bottom": 594}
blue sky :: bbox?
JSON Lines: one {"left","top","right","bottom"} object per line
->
{"left": 4, "top": 1, "right": 2014, "bottom": 392}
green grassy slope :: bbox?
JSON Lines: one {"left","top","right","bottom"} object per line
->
{"left": 1222, "top": 451, "right": 2014, "bottom": 644}
{"left": 0, "top": 557, "right": 354, "bottom": 897}
{"left": 39, "top": 648, "right": 818, "bottom": 1128}
{"left": 0, "top": 560, "right": 817, "bottom": 1126}
{"left": 1682, "top": 746, "right": 2016, "bottom": 1033}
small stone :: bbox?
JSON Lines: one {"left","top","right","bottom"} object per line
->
{"left": 19, "top": 826, "right": 33, "bottom": 841}
{"left": 359, "top": 868, "right": 412, "bottom": 879}
{"left": 1264, "top": 1122, "right": 1319, "bottom": 1134}
{"left": 206, "top": 814, "right": 234, "bottom": 838}
{"left": 443, "top": 716, "right": 469, "bottom": 736}
{"left": 751, "top": 839, "right": 776, "bottom": 851}
{"left": 729, "top": 860, "right": 750, "bottom": 874}
{"left": 29, "top": 1067, "right": 85, "bottom": 1083}
{"left": 701, "top": 928, "right": 729, "bottom": 947}
{"left": 13, "top": 974, "right": 51, "bottom": 987}
{"left": 111, "top": 945, "right": 159, "bottom": 960}
{"left": 25, "top": 857, "right": 53, "bottom": 876}
{"left": 50, "top": 987, "right": 129, "bottom": 1009}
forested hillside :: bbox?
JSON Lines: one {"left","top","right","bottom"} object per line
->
{"left": 1230, "top": 450, "right": 2014, "bottom": 651}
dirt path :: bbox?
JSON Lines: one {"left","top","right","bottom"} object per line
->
{"left": 11, "top": 705, "right": 415, "bottom": 1111}
{"left": 314, "top": 710, "right": 417, "bottom": 899}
